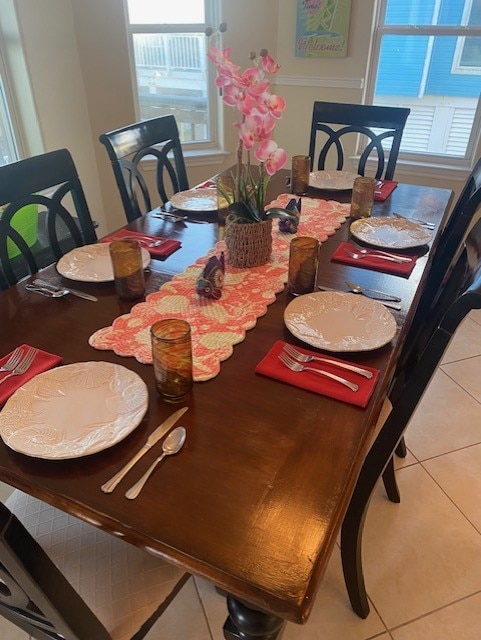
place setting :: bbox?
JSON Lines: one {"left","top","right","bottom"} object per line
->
{"left": 0, "top": 344, "right": 61, "bottom": 406}
{"left": 256, "top": 339, "right": 381, "bottom": 408}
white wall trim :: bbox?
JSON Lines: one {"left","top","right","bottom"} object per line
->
{"left": 273, "top": 75, "right": 364, "bottom": 90}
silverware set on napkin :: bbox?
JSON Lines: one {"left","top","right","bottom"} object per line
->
{"left": 346, "top": 243, "right": 413, "bottom": 264}
{"left": 0, "top": 346, "right": 38, "bottom": 386}
{"left": 101, "top": 406, "right": 188, "bottom": 499}
{"left": 278, "top": 344, "right": 375, "bottom": 392}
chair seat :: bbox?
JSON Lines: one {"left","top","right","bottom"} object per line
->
{"left": 5, "top": 490, "right": 186, "bottom": 640}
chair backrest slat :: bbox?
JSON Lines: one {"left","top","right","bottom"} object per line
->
{"left": 0, "top": 502, "right": 110, "bottom": 640}
{"left": 0, "top": 149, "right": 97, "bottom": 290}
{"left": 389, "top": 156, "right": 481, "bottom": 402}
{"left": 99, "top": 115, "right": 189, "bottom": 222}
{"left": 308, "top": 101, "right": 410, "bottom": 180}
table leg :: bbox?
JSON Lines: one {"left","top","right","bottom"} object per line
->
{"left": 223, "top": 595, "right": 286, "bottom": 639}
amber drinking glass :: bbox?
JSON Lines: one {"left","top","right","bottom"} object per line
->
{"left": 350, "top": 177, "right": 376, "bottom": 220}
{"left": 109, "top": 239, "right": 145, "bottom": 300}
{"left": 287, "top": 236, "right": 319, "bottom": 295}
{"left": 291, "top": 155, "right": 310, "bottom": 195}
{"left": 151, "top": 319, "right": 193, "bottom": 403}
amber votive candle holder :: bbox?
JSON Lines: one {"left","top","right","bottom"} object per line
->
{"left": 291, "top": 155, "right": 310, "bottom": 195}
{"left": 109, "top": 239, "right": 146, "bottom": 300}
{"left": 350, "top": 177, "right": 376, "bottom": 220}
{"left": 287, "top": 236, "right": 319, "bottom": 295}
{"left": 151, "top": 319, "right": 193, "bottom": 403}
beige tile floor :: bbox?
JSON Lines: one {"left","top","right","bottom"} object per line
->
{"left": 2, "top": 310, "right": 481, "bottom": 640}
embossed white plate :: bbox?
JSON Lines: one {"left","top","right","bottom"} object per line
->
{"left": 284, "top": 291, "right": 397, "bottom": 352}
{"left": 56, "top": 243, "right": 150, "bottom": 282}
{"left": 309, "top": 170, "right": 361, "bottom": 191}
{"left": 0, "top": 362, "right": 148, "bottom": 459}
{"left": 350, "top": 217, "right": 432, "bottom": 249}
{"left": 170, "top": 188, "right": 218, "bottom": 211}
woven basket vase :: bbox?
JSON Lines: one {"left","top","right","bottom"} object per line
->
{"left": 224, "top": 218, "right": 273, "bottom": 268}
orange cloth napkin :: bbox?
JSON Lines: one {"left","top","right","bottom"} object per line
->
{"left": 331, "top": 241, "right": 417, "bottom": 276}
{"left": 255, "top": 341, "right": 380, "bottom": 407}
{"left": 374, "top": 180, "right": 398, "bottom": 201}
{"left": 0, "top": 344, "right": 62, "bottom": 405}
{"left": 102, "top": 229, "right": 181, "bottom": 258}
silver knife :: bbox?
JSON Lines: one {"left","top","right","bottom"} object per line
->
{"left": 101, "top": 407, "right": 189, "bottom": 493}
{"left": 318, "top": 285, "right": 401, "bottom": 311}
{"left": 33, "top": 278, "right": 98, "bottom": 302}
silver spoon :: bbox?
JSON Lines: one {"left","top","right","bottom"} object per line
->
{"left": 25, "top": 284, "right": 68, "bottom": 298}
{"left": 125, "top": 426, "right": 186, "bottom": 500}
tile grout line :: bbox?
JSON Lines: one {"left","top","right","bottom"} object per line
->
{"left": 193, "top": 577, "right": 217, "bottom": 640}
{"left": 385, "top": 588, "right": 481, "bottom": 636}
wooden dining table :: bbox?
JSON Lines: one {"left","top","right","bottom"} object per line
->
{"left": 0, "top": 171, "right": 452, "bottom": 639}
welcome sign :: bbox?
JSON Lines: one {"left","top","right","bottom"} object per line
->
{"left": 296, "top": 0, "right": 351, "bottom": 58}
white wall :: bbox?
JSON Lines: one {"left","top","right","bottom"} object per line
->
{"left": 6, "top": 0, "right": 479, "bottom": 233}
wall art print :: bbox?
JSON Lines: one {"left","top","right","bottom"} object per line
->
{"left": 296, "top": 0, "right": 352, "bottom": 58}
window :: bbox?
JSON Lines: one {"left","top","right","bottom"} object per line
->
{"left": 368, "top": 0, "right": 481, "bottom": 161}
{"left": 0, "top": 45, "right": 19, "bottom": 166}
{"left": 125, "top": 0, "right": 219, "bottom": 149}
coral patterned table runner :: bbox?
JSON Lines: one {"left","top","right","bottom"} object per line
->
{"left": 89, "top": 196, "right": 349, "bottom": 381}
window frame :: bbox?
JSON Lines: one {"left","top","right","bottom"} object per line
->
{"left": 0, "top": 33, "right": 22, "bottom": 165}
{"left": 123, "top": 0, "right": 221, "bottom": 156}
{"left": 452, "top": 0, "right": 481, "bottom": 74}
{"left": 366, "top": 0, "right": 481, "bottom": 171}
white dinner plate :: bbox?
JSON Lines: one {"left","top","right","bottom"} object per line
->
{"left": 309, "top": 170, "right": 361, "bottom": 191}
{"left": 170, "top": 188, "right": 218, "bottom": 211}
{"left": 0, "top": 362, "right": 148, "bottom": 459}
{"left": 284, "top": 291, "right": 397, "bottom": 352}
{"left": 56, "top": 243, "right": 150, "bottom": 282}
{"left": 350, "top": 217, "right": 433, "bottom": 249}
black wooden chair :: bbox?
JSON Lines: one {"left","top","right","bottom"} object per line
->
{"left": 341, "top": 209, "right": 481, "bottom": 619}
{"left": 390, "top": 156, "right": 481, "bottom": 460}
{"left": 0, "top": 490, "right": 189, "bottom": 640}
{"left": 308, "top": 101, "right": 411, "bottom": 180}
{"left": 0, "top": 149, "right": 97, "bottom": 289}
{"left": 99, "top": 115, "right": 189, "bottom": 223}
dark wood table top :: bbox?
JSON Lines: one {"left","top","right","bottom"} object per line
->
{"left": 0, "top": 173, "right": 452, "bottom": 626}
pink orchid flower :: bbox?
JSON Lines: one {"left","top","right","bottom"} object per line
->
{"left": 223, "top": 85, "right": 257, "bottom": 114}
{"left": 254, "top": 139, "right": 287, "bottom": 175}
{"left": 239, "top": 67, "right": 270, "bottom": 97}
{"left": 260, "top": 53, "right": 280, "bottom": 74}
{"left": 258, "top": 92, "right": 286, "bottom": 119}
{"left": 238, "top": 113, "right": 275, "bottom": 149}
{"left": 207, "top": 47, "right": 240, "bottom": 73}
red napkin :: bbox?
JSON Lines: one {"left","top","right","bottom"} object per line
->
{"left": 331, "top": 242, "right": 417, "bottom": 276}
{"left": 101, "top": 229, "right": 181, "bottom": 258}
{"left": 194, "top": 179, "right": 216, "bottom": 189}
{"left": 255, "top": 341, "right": 380, "bottom": 408}
{"left": 374, "top": 180, "right": 398, "bottom": 201}
{"left": 0, "top": 345, "right": 62, "bottom": 405}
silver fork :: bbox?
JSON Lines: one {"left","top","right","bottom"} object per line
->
{"left": 345, "top": 248, "right": 406, "bottom": 265}
{"left": 348, "top": 245, "right": 412, "bottom": 264}
{"left": 120, "top": 236, "right": 167, "bottom": 248}
{"left": 0, "top": 347, "right": 38, "bottom": 386}
{"left": 278, "top": 352, "right": 359, "bottom": 392}
{"left": 283, "top": 344, "right": 373, "bottom": 379}
{"left": 0, "top": 347, "right": 25, "bottom": 374}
